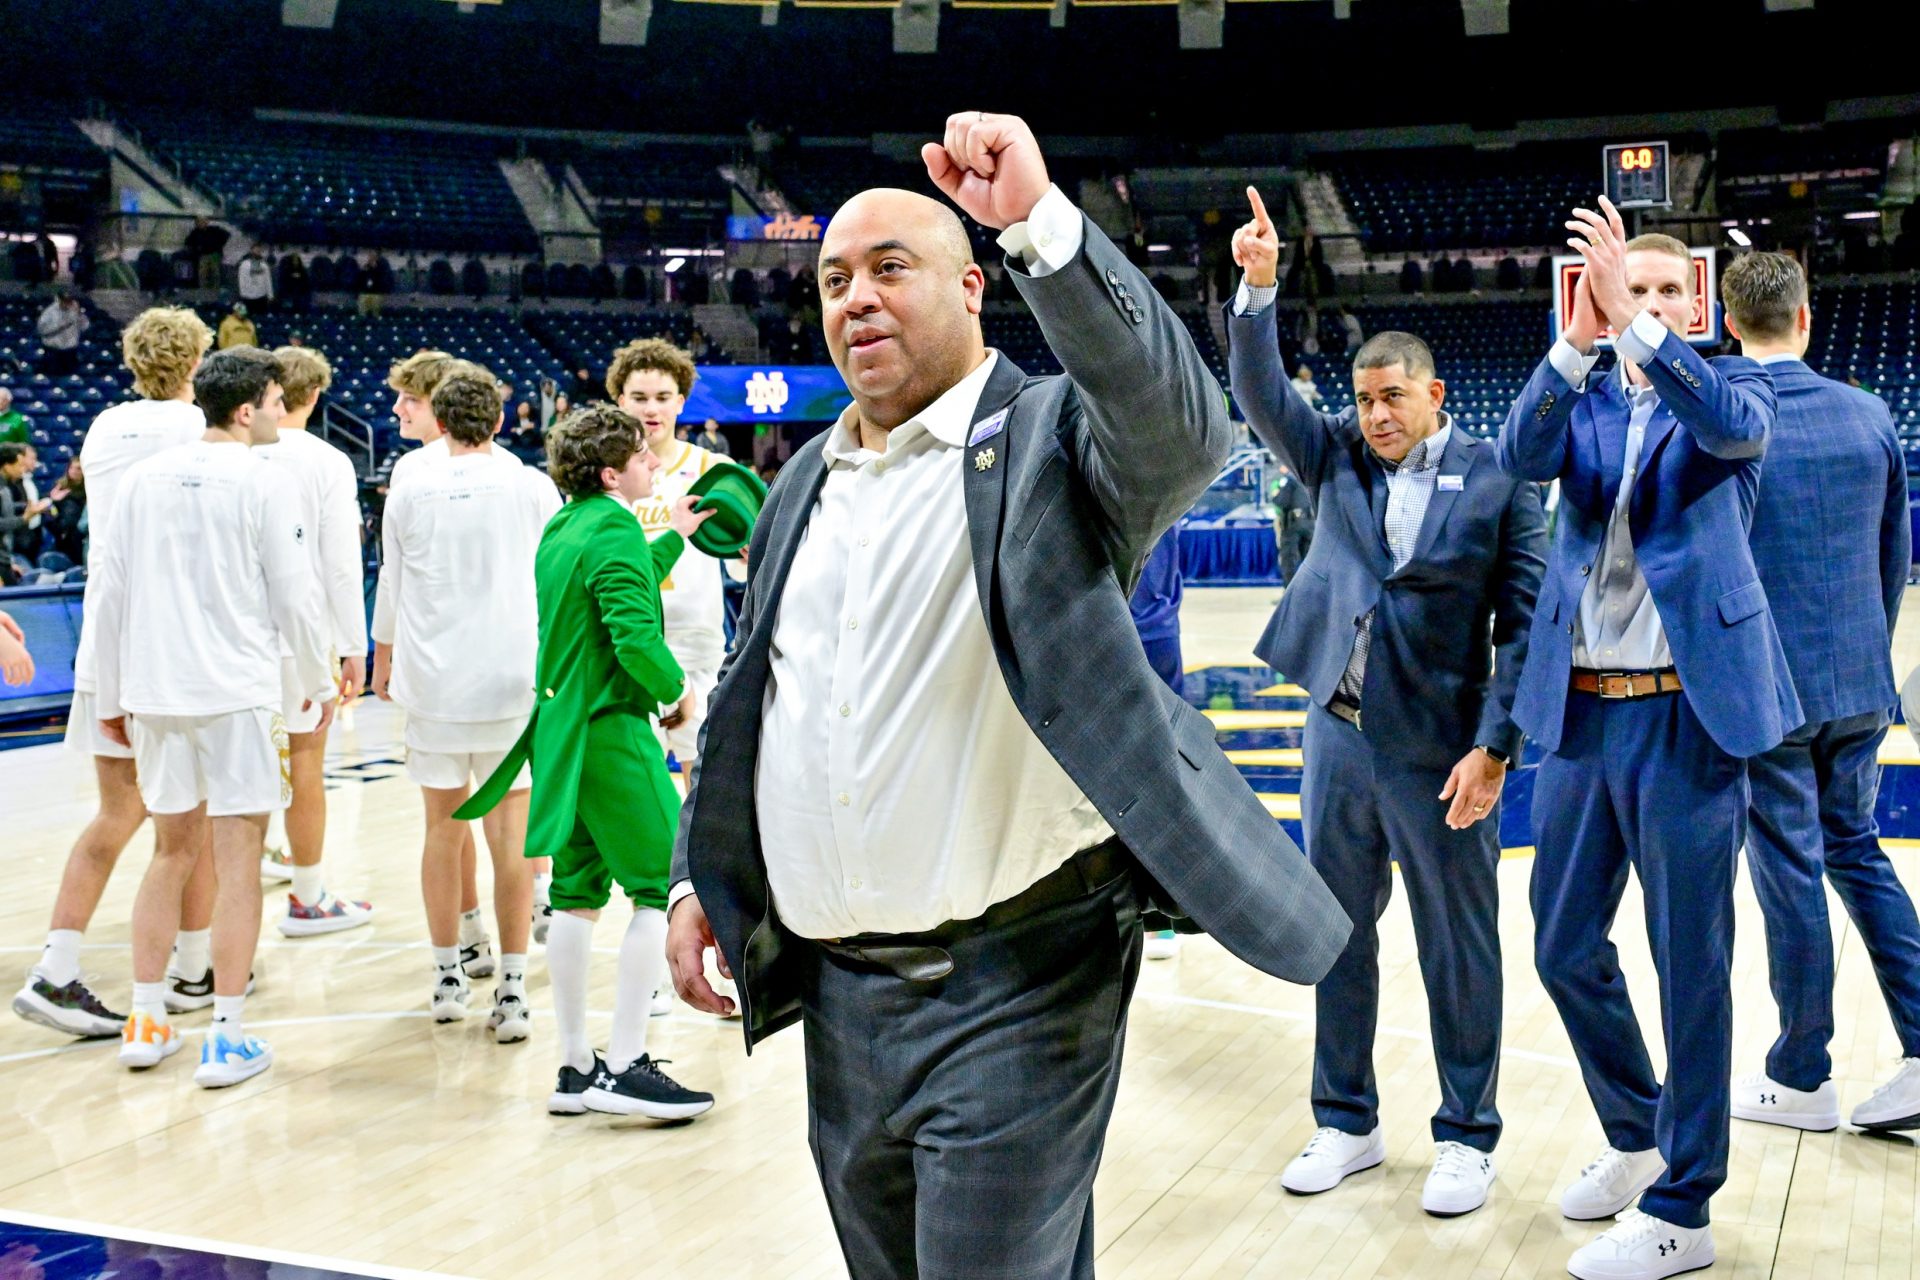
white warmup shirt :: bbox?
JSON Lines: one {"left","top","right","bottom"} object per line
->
{"left": 256, "top": 427, "right": 367, "bottom": 661}
{"left": 632, "top": 440, "right": 731, "bottom": 672}
{"left": 71, "top": 398, "right": 207, "bottom": 693}
{"left": 387, "top": 433, "right": 448, "bottom": 489}
{"left": 372, "top": 446, "right": 560, "bottom": 744}
{"left": 90, "top": 440, "right": 333, "bottom": 720}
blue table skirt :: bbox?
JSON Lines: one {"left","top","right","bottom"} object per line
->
{"left": 1179, "top": 519, "right": 1278, "bottom": 585}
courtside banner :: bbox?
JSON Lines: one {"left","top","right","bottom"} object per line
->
{"left": 1551, "top": 249, "right": 1719, "bottom": 347}
{"left": 727, "top": 213, "right": 831, "bottom": 241}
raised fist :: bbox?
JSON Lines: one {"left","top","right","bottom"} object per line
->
{"left": 921, "top": 112, "right": 1052, "bottom": 231}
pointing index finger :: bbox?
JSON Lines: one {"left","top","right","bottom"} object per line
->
{"left": 1247, "top": 186, "right": 1273, "bottom": 234}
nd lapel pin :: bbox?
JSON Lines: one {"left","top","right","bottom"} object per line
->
{"left": 974, "top": 447, "right": 997, "bottom": 472}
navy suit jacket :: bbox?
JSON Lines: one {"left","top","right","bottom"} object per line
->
{"left": 1228, "top": 302, "right": 1549, "bottom": 771}
{"left": 1496, "top": 328, "right": 1799, "bottom": 759}
{"left": 1747, "top": 358, "right": 1908, "bottom": 726}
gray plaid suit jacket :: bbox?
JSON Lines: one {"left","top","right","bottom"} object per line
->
{"left": 673, "top": 216, "right": 1351, "bottom": 1050}
{"left": 1748, "top": 359, "right": 1909, "bottom": 726}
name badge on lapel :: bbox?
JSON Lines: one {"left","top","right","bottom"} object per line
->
{"left": 967, "top": 409, "right": 1008, "bottom": 447}
{"left": 1437, "top": 475, "right": 1464, "bottom": 492}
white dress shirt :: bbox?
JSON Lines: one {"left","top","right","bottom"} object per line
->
{"left": 1550, "top": 310, "right": 1677, "bottom": 670}
{"left": 686, "top": 186, "right": 1114, "bottom": 939}
{"left": 1333, "top": 420, "right": 1453, "bottom": 702}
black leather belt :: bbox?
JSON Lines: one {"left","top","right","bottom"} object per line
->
{"left": 1328, "top": 696, "right": 1363, "bottom": 731}
{"left": 814, "top": 836, "right": 1131, "bottom": 982}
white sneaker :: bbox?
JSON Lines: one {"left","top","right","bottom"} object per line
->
{"left": 1144, "top": 930, "right": 1180, "bottom": 961}
{"left": 1852, "top": 1057, "right": 1920, "bottom": 1131}
{"left": 460, "top": 936, "right": 495, "bottom": 980}
{"left": 431, "top": 969, "right": 470, "bottom": 1022}
{"left": 650, "top": 986, "right": 673, "bottom": 1017}
{"left": 1421, "top": 1141, "right": 1496, "bottom": 1217}
{"left": 1731, "top": 1071, "right": 1839, "bottom": 1131}
{"left": 260, "top": 846, "right": 294, "bottom": 883}
{"left": 1567, "top": 1209, "right": 1714, "bottom": 1280}
{"left": 1560, "top": 1145, "right": 1667, "bottom": 1221}
{"left": 488, "top": 988, "right": 530, "bottom": 1044}
{"left": 1279, "top": 1126, "right": 1386, "bottom": 1195}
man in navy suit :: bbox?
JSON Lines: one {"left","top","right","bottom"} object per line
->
{"left": 1498, "top": 200, "right": 1793, "bottom": 1280}
{"left": 1228, "top": 188, "right": 1547, "bottom": 1218}
{"left": 1722, "top": 251, "right": 1920, "bottom": 1135}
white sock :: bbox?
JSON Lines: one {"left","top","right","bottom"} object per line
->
{"left": 175, "top": 929, "right": 211, "bottom": 978}
{"left": 459, "top": 907, "right": 487, "bottom": 946}
{"left": 430, "top": 945, "right": 460, "bottom": 972}
{"left": 131, "top": 981, "right": 169, "bottom": 1022}
{"left": 546, "top": 912, "right": 595, "bottom": 1073}
{"left": 212, "top": 994, "right": 245, "bottom": 1031}
{"left": 291, "top": 864, "right": 325, "bottom": 906}
{"left": 500, "top": 952, "right": 527, "bottom": 984}
{"left": 533, "top": 874, "right": 552, "bottom": 907}
{"left": 37, "top": 929, "right": 83, "bottom": 986}
{"left": 606, "top": 908, "right": 668, "bottom": 1075}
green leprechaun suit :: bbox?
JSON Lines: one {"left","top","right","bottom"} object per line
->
{"left": 457, "top": 491, "right": 686, "bottom": 912}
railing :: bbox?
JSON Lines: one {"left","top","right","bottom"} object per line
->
{"left": 318, "top": 400, "right": 378, "bottom": 479}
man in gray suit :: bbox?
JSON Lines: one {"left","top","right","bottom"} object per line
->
{"left": 665, "top": 112, "right": 1349, "bottom": 1279}
{"left": 1227, "top": 187, "right": 1547, "bottom": 1217}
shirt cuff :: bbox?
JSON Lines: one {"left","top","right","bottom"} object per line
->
{"left": 1233, "top": 277, "right": 1279, "bottom": 317}
{"left": 1613, "top": 309, "right": 1669, "bottom": 369}
{"left": 667, "top": 879, "right": 698, "bottom": 914}
{"left": 995, "top": 184, "right": 1081, "bottom": 278}
{"left": 1547, "top": 339, "right": 1602, "bottom": 393}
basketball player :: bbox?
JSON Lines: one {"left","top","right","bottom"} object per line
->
{"left": 92, "top": 346, "right": 336, "bottom": 1087}
{"left": 255, "top": 345, "right": 374, "bottom": 937}
{"left": 380, "top": 349, "right": 497, "bottom": 973}
{"left": 608, "top": 337, "right": 736, "bottom": 1012}
{"left": 459, "top": 404, "right": 713, "bottom": 1118}
{"left": 372, "top": 364, "right": 559, "bottom": 1039}
{"left": 11, "top": 307, "right": 212, "bottom": 1039}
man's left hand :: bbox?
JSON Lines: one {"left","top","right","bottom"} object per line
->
{"left": 1566, "top": 195, "right": 1639, "bottom": 334}
{"left": 921, "top": 112, "right": 1051, "bottom": 231}
{"left": 1438, "top": 747, "right": 1507, "bottom": 830}
{"left": 339, "top": 655, "right": 366, "bottom": 703}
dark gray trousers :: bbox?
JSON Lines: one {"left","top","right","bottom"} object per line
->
{"left": 800, "top": 870, "right": 1143, "bottom": 1280}
{"left": 1300, "top": 703, "right": 1505, "bottom": 1149}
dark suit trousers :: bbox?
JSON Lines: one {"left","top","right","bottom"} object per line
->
{"left": 1746, "top": 709, "right": 1920, "bottom": 1089}
{"left": 1300, "top": 704, "right": 1504, "bottom": 1150}
{"left": 800, "top": 869, "right": 1143, "bottom": 1280}
{"left": 1531, "top": 691, "right": 1744, "bottom": 1229}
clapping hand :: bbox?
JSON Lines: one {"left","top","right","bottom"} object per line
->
{"left": 0, "top": 611, "right": 32, "bottom": 686}
{"left": 921, "top": 112, "right": 1052, "bottom": 232}
{"left": 1565, "top": 195, "right": 1639, "bottom": 334}
{"left": 1231, "top": 187, "right": 1281, "bottom": 290}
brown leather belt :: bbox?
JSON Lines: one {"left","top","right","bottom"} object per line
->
{"left": 814, "top": 836, "right": 1132, "bottom": 982}
{"left": 1570, "top": 668, "right": 1684, "bottom": 700}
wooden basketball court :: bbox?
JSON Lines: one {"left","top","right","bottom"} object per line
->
{"left": 2, "top": 588, "right": 1916, "bottom": 1278}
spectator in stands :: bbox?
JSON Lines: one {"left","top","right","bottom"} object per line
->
{"left": 34, "top": 232, "right": 60, "bottom": 283}
{"left": 552, "top": 392, "right": 571, "bottom": 424}
{"left": 14, "top": 443, "right": 44, "bottom": 547}
{"left": 10, "top": 237, "right": 46, "bottom": 285}
{"left": 277, "top": 253, "right": 312, "bottom": 313}
{"left": 788, "top": 265, "right": 820, "bottom": 319}
{"left": 69, "top": 240, "right": 95, "bottom": 292}
{"left": 0, "top": 388, "right": 26, "bottom": 444}
{"left": 35, "top": 287, "right": 88, "bottom": 377}
{"left": 0, "top": 443, "right": 51, "bottom": 569}
{"left": 287, "top": 331, "right": 307, "bottom": 349}
{"left": 356, "top": 252, "right": 390, "bottom": 318}
{"left": 45, "top": 455, "right": 85, "bottom": 566}
{"left": 693, "top": 418, "right": 730, "bottom": 457}
{"left": 689, "top": 328, "right": 712, "bottom": 361}
{"left": 1270, "top": 463, "right": 1315, "bottom": 584}
{"left": 1400, "top": 258, "right": 1424, "bottom": 294}
{"left": 1338, "top": 306, "right": 1364, "bottom": 352}
{"left": 183, "top": 216, "right": 231, "bottom": 291}
{"left": 217, "top": 302, "right": 258, "bottom": 351}
{"left": 1294, "top": 307, "right": 1321, "bottom": 356}
{"left": 508, "top": 401, "right": 541, "bottom": 454}
{"left": 237, "top": 246, "right": 274, "bottom": 315}
{"left": 538, "top": 377, "right": 557, "bottom": 431}
{"left": 568, "top": 367, "right": 597, "bottom": 407}
{"left": 1291, "top": 364, "right": 1320, "bottom": 403}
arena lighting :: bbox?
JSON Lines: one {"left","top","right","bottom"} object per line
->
{"left": 1843, "top": 210, "right": 1883, "bottom": 219}
{"left": 279, "top": 0, "right": 339, "bottom": 28}
{"left": 1726, "top": 227, "right": 1753, "bottom": 247}
{"left": 664, "top": 256, "right": 687, "bottom": 273}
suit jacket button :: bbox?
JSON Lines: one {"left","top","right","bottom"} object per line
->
{"left": 1581, "top": 564, "right": 1591, "bottom": 576}
{"left": 1106, "top": 269, "right": 1120, "bottom": 286}
{"left": 1566, "top": 623, "right": 1574, "bottom": 635}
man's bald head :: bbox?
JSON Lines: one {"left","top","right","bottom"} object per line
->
{"left": 824, "top": 188, "right": 974, "bottom": 274}
{"left": 817, "top": 187, "right": 988, "bottom": 435}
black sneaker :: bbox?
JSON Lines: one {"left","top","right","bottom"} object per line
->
{"left": 12, "top": 974, "right": 124, "bottom": 1038}
{"left": 549, "top": 1053, "right": 607, "bottom": 1115}
{"left": 165, "top": 967, "right": 256, "bottom": 1014}
{"left": 582, "top": 1055, "right": 716, "bottom": 1119}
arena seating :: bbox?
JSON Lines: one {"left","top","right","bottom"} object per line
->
{"left": 1, "top": 295, "right": 135, "bottom": 482}
{"left": 983, "top": 306, "right": 1228, "bottom": 386}
{"left": 0, "top": 101, "right": 102, "bottom": 177}
{"left": 566, "top": 143, "right": 733, "bottom": 247}
{"left": 1323, "top": 145, "right": 1595, "bottom": 254}
{"left": 524, "top": 310, "right": 715, "bottom": 379}
{"left": 130, "top": 113, "right": 538, "bottom": 254}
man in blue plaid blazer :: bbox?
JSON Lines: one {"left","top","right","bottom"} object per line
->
{"left": 1723, "top": 251, "right": 1920, "bottom": 1136}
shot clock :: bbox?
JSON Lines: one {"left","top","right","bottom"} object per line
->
{"left": 1603, "top": 141, "right": 1671, "bottom": 209}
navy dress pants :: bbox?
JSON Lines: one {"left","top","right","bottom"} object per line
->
{"left": 1300, "top": 704, "right": 1505, "bottom": 1150}
{"left": 1531, "top": 689, "right": 1745, "bottom": 1229}
{"left": 1745, "top": 709, "right": 1920, "bottom": 1089}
